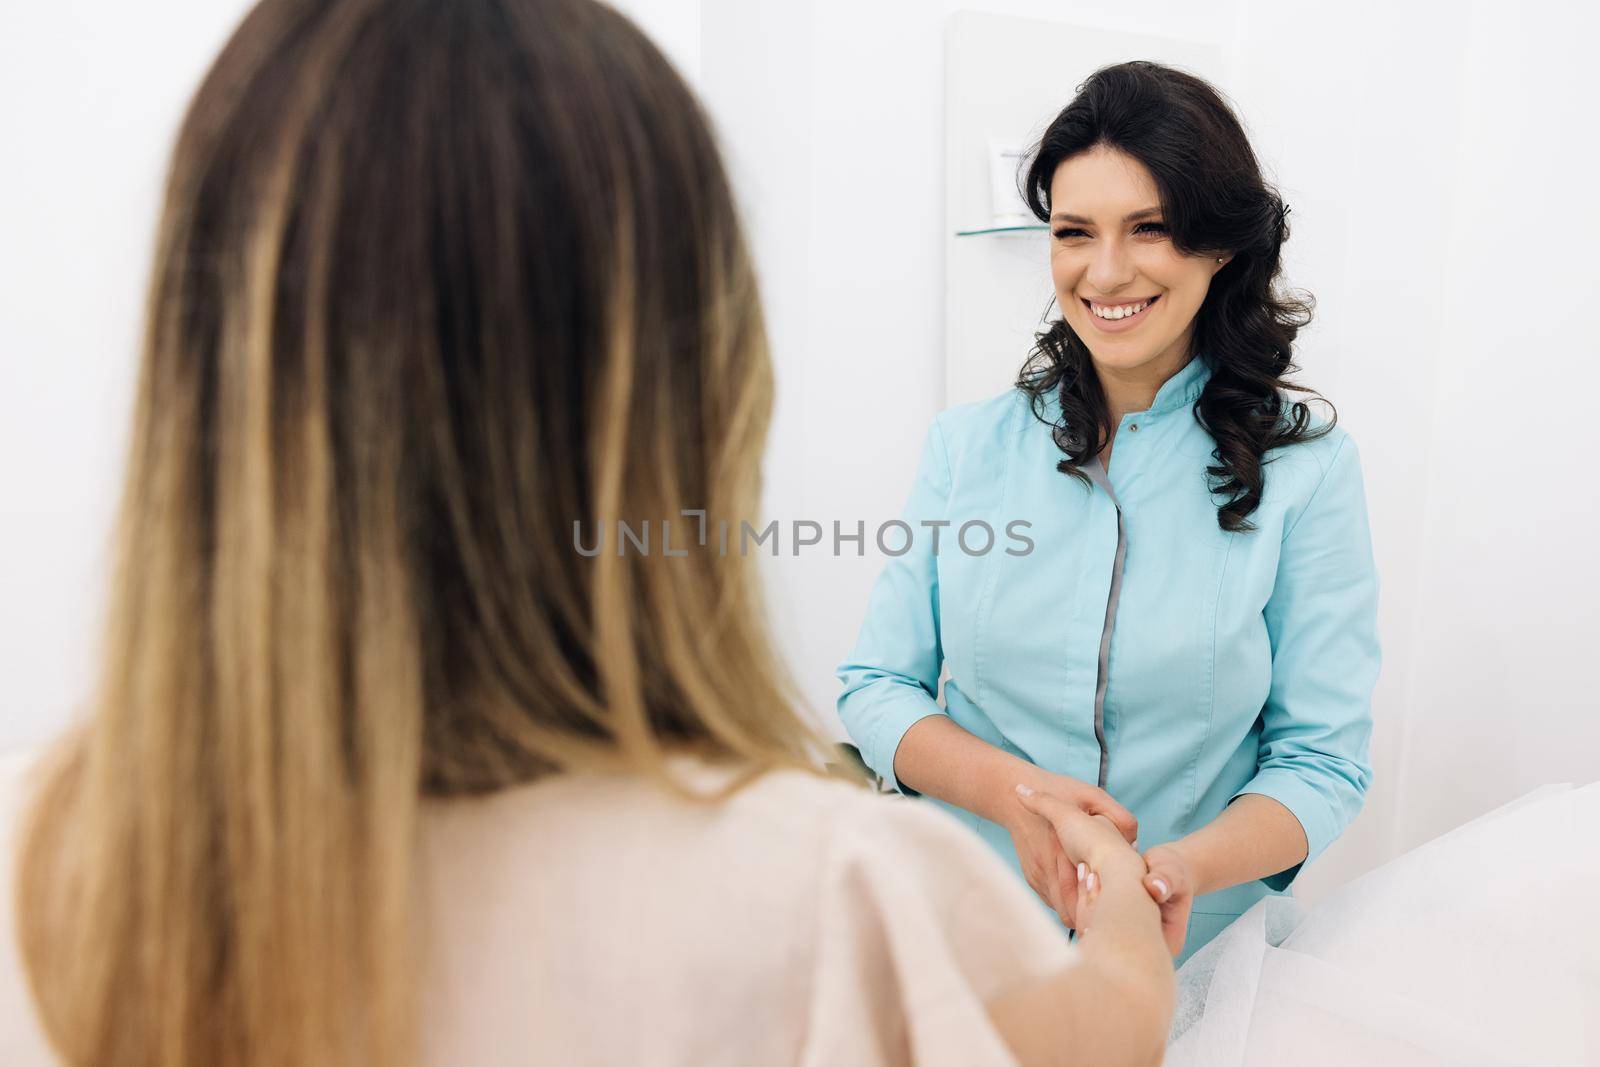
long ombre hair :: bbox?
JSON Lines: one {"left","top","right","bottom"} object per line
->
{"left": 15, "top": 1, "right": 833, "bottom": 1063}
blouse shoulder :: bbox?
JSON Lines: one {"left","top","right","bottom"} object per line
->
{"left": 777, "top": 777, "right": 1077, "bottom": 1066}
{"left": 716, "top": 764, "right": 1076, "bottom": 977}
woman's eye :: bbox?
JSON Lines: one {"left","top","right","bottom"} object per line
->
{"left": 1052, "top": 223, "right": 1168, "bottom": 240}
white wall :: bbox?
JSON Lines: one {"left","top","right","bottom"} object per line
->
{"left": 1, "top": 0, "right": 252, "bottom": 744}
{"left": 4, "top": 0, "right": 1596, "bottom": 900}
{"left": 1386, "top": 0, "right": 1600, "bottom": 851}
{"left": 700, "top": 0, "right": 951, "bottom": 753}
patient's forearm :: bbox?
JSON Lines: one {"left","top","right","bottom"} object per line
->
{"left": 1172, "top": 793, "right": 1309, "bottom": 894}
{"left": 988, "top": 855, "right": 1174, "bottom": 1067}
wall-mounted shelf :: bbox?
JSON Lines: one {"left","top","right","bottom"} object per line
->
{"left": 954, "top": 224, "right": 1048, "bottom": 237}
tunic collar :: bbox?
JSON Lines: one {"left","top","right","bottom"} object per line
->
{"left": 1145, "top": 352, "right": 1212, "bottom": 416}
{"left": 1032, "top": 350, "right": 1212, "bottom": 422}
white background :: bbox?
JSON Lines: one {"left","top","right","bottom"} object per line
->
{"left": 4, "top": 0, "right": 1596, "bottom": 902}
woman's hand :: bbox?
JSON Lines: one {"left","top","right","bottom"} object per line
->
{"left": 1001, "top": 770, "right": 1138, "bottom": 927}
{"left": 1005, "top": 807, "right": 1081, "bottom": 925}
{"left": 1011, "top": 784, "right": 1146, "bottom": 934}
{"left": 1139, "top": 843, "right": 1197, "bottom": 958}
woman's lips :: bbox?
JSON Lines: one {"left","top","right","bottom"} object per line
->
{"left": 1082, "top": 294, "right": 1159, "bottom": 333}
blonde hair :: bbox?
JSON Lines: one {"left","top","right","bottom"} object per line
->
{"left": 16, "top": 0, "right": 837, "bottom": 1062}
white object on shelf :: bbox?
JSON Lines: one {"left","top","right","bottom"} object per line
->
{"left": 988, "top": 140, "right": 1034, "bottom": 229}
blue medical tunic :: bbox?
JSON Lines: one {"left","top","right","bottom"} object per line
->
{"left": 836, "top": 354, "right": 1380, "bottom": 966}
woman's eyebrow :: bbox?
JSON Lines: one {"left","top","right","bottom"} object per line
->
{"left": 1050, "top": 206, "right": 1163, "bottom": 224}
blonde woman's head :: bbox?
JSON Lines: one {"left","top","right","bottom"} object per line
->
{"left": 17, "top": 1, "right": 830, "bottom": 1063}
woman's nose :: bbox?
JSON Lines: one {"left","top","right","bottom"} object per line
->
{"left": 1085, "top": 240, "right": 1135, "bottom": 292}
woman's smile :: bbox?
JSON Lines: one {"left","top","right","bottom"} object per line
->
{"left": 1082, "top": 293, "right": 1160, "bottom": 332}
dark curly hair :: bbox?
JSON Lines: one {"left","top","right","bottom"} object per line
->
{"left": 1018, "top": 60, "right": 1332, "bottom": 532}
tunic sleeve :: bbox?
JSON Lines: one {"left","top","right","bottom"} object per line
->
{"left": 798, "top": 794, "right": 1078, "bottom": 1067}
{"left": 1233, "top": 432, "right": 1381, "bottom": 889}
{"left": 835, "top": 417, "right": 954, "bottom": 794}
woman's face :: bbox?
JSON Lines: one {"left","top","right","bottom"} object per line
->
{"left": 1048, "top": 145, "right": 1229, "bottom": 378}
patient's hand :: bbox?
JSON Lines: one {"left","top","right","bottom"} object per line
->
{"left": 1004, "top": 776, "right": 1139, "bottom": 929}
{"left": 1139, "top": 843, "right": 1196, "bottom": 957}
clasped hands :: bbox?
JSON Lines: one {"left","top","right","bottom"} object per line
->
{"left": 1002, "top": 769, "right": 1195, "bottom": 958}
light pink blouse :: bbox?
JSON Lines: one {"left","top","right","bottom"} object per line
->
{"left": 0, "top": 751, "right": 1078, "bottom": 1065}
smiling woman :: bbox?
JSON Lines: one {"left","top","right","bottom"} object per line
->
{"left": 837, "top": 59, "right": 1381, "bottom": 968}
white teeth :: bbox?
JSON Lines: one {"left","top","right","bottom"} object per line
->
{"left": 1091, "top": 300, "right": 1148, "bottom": 320}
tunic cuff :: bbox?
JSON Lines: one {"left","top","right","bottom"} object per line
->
{"left": 1229, "top": 767, "right": 1343, "bottom": 891}
{"left": 861, "top": 693, "right": 948, "bottom": 797}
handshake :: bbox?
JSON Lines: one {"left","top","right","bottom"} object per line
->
{"left": 1008, "top": 775, "right": 1192, "bottom": 958}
